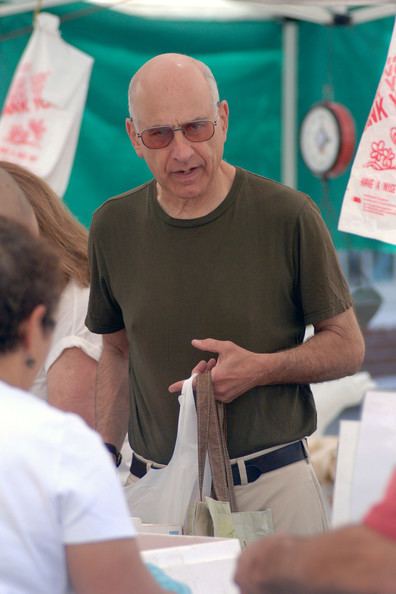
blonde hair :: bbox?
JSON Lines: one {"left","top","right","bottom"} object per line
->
{"left": 0, "top": 167, "right": 37, "bottom": 233}
{"left": 0, "top": 161, "right": 89, "bottom": 288}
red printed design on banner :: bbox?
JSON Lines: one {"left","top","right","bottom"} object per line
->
{"left": 3, "top": 64, "right": 52, "bottom": 117}
{"left": 3, "top": 76, "right": 29, "bottom": 115}
{"left": 362, "top": 194, "right": 396, "bottom": 217}
{"left": 5, "top": 119, "right": 46, "bottom": 148}
{"left": 365, "top": 137, "right": 396, "bottom": 171}
{"left": 385, "top": 55, "right": 396, "bottom": 108}
{"left": 0, "top": 145, "right": 38, "bottom": 162}
{"left": 366, "top": 93, "right": 389, "bottom": 129}
{"left": 365, "top": 56, "right": 396, "bottom": 130}
{"left": 31, "top": 71, "right": 52, "bottom": 110}
{"left": 1, "top": 63, "right": 52, "bottom": 156}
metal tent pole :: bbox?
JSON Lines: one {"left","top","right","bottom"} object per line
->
{"left": 281, "top": 18, "right": 298, "bottom": 189}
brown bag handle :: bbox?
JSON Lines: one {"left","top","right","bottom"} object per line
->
{"left": 196, "top": 371, "right": 237, "bottom": 512}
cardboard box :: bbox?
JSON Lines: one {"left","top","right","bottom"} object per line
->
{"left": 137, "top": 533, "right": 241, "bottom": 594}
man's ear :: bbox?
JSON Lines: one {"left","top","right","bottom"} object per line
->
{"left": 125, "top": 118, "right": 144, "bottom": 158}
{"left": 217, "top": 100, "right": 229, "bottom": 143}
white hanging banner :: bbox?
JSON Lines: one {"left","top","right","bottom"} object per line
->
{"left": 0, "top": 13, "right": 93, "bottom": 198}
{"left": 338, "top": 19, "right": 396, "bottom": 245}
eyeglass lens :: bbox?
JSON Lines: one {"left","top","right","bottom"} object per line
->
{"left": 140, "top": 120, "right": 216, "bottom": 149}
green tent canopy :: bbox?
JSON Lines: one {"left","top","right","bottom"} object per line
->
{"left": 0, "top": 3, "right": 395, "bottom": 254}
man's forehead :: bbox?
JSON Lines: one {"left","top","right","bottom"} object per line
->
{"left": 133, "top": 64, "right": 213, "bottom": 115}
{"left": 133, "top": 88, "right": 215, "bottom": 129}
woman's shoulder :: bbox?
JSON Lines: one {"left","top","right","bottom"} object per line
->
{"left": 45, "top": 280, "right": 102, "bottom": 368}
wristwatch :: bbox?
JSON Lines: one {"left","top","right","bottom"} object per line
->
{"left": 104, "top": 442, "right": 123, "bottom": 468}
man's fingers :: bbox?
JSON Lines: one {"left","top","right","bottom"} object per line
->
{"left": 192, "top": 338, "right": 222, "bottom": 353}
{"left": 192, "top": 360, "right": 211, "bottom": 374}
{"left": 168, "top": 380, "right": 184, "bottom": 393}
{"left": 168, "top": 358, "right": 217, "bottom": 394}
{"left": 206, "top": 357, "right": 217, "bottom": 370}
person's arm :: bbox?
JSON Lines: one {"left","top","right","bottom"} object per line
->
{"left": 47, "top": 348, "right": 97, "bottom": 427}
{"left": 234, "top": 525, "right": 396, "bottom": 594}
{"left": 96, "top": 329, "right": 130, "bottom": 450}
{"left": 67, "top": 539, "right": 166, "bottom": 594}
{"left": 169, "top": 307, "right": 365, "bottom": 402}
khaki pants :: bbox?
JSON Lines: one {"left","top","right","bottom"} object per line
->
{"left": 232, "top": 444, "right": 329, "bottom": 536}
{"left": 128, "top": 441, "right": 329, "bottom": 536}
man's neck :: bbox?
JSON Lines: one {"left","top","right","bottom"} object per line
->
{"left": 156, "top": 162, "right": 236, "bottom": 219}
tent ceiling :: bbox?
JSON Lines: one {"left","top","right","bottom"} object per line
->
{"left": 1, "top": 0, "right": 396, "bottom": 22}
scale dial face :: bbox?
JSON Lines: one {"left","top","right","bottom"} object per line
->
{"left": 300, "top": 104, "right": 341, "bottom": 176}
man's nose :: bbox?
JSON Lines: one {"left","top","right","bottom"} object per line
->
{"left": 170, "top": 129, "right": 195, "bottom": 159}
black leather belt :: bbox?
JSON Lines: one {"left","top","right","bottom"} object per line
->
{"left": 130, "top": 440, "right": 307, "bottom": 485}
{"left": 231, "top": 440, "right": 307, "bottom": 486}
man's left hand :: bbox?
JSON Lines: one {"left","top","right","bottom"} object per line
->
{"left": 168, "top": 338, "right": 264, "bottom": 402}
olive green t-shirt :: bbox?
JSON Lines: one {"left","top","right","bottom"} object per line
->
{"left": 87, "top": 167, "right": 352, "bottom": 463}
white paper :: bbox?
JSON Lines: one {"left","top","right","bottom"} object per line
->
{"left": 338, "top": 19, "right": 396, "bottom": 245}
{"left": 350, "top": 390, "right": 396, "bottom": 521}
{"left": 0, "top": 12, "right": 93, "bottom": 197}
{"left": 331, "top": 420, "right": 360, "bottom": 527}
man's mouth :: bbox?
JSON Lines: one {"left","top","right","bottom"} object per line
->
{"left": 172, "top": 166, "right": 200, "bottom": 176}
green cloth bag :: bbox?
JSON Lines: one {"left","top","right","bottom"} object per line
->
{"left": 184, "top": 372, "right": 274, "bottom": 547}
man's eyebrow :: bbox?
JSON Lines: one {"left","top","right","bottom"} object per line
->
{"left": 166, "top": 118, "right": 211, "bottom": 126}
{"left": 143, "top": 116, "right": 213, "bottom": 128}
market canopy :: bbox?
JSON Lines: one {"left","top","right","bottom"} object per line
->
{"left": 1, "top": 0, "right": 395, "bottom": 253}
{"left": 1, "top": 0, "right": 396, "bottom": 22}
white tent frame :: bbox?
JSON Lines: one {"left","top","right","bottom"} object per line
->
{"left": 2, "top": 1, "right": 395, "bottom": 27}
{"left": 1, "top": 0, "right": 396, "bottom": 187}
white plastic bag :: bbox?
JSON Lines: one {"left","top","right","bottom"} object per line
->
{"left": 125, "top": 375, "right": 210, "bottom": 526}
{"left": 338, "top": 19, "right": 396, "bottom": 245}
{"left": 0, "top": 13, "right": 93, "bottom": 197}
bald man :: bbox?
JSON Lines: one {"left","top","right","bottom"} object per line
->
{"left": 86, "top": 53, "right": 364, "bottom": 535}
{"left": 0, "top": 166, "right": 38, "bottom": 235}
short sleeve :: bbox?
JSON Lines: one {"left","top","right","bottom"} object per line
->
{"left": 86, "top": 212, "right": 125, "bottom": 334}
{"left": 364, "top": 469, "right": 396, "bottom": 540}
{"left": 44, "top": 281, "right": 102, "bottom": 373}
{"left": 58, "top": 416, "right": 135, "bottom": 544}
{"left": 295, "top": 200, "right": 352, "bottom": 325}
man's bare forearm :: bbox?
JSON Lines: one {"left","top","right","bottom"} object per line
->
{"left": 95, "top": 331, "right": 130, "bottom": 450}
{"left": 258, "top": 310, "right": 365, "bottom": 387}
{"left": 235, "top": 526, "right": 396, "bottom": 594}
{"left": 180, "top": 308, "right": 365, "bottom": 403}
{"left": 289, "top": 526, "right": 396, "bottom": 594}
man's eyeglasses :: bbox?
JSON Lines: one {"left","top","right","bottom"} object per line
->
{"left": 136, "top": 119, "right": 217, "bottom": 150}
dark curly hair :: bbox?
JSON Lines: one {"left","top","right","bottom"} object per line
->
{"left": 0, "top": 216, "right": 63, "bottom": 355}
